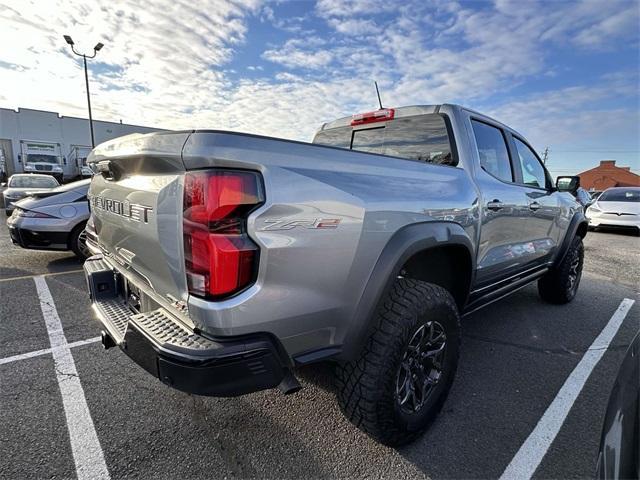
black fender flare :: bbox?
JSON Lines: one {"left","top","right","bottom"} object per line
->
{"left": 554, "top": 211, "right": 588, "bottom": 268}
{"left": 339, "top": 221, "right": 475, "bottom": 361}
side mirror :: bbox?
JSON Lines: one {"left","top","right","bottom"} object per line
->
{"left": 556, "top": 176, "right": 580, "bottom": 193}
{"left": 17, "top": 154, "right": 22, "bottom": 163}
{"left": 1, "top": 182, "right": 6, "bottom": 187}
{"left": 63, "top": 157, "right": 67, "bottom": 165}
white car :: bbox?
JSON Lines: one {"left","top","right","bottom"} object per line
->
{"left": 586, "top": 187, "right": 640, "bottom": 234}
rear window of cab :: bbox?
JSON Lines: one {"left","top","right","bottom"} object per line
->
{"left": 313, "top": 114, "right": 457, "bottom": 167}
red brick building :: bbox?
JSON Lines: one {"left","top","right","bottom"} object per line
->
{"left": 578, "top": 160, "right": 640, "bottom": 191}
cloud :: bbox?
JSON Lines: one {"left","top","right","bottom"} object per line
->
{"left": 0, "top": 0, "right": 637, "bottom": 171}
{"left": 327, "top": 17, "right": 379, "bottom": 36}
{"left": 262, "top": 38, "right": 333, "bottom": 69}
{"left": 572, "top": 3, "right": 640, "bottom": 48}
{"left": 315, "top": 0, "right": 396, "bottom": 18}
{"left": 484, "top": 76, "right": 640, "bottom": 159}
{"left": 0, "top": 0, "right": 261, "bottom": 124}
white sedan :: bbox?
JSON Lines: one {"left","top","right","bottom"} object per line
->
{"left": 586, "top": 187, "right": 640, "bottom": 234}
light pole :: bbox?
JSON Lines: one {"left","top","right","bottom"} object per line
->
{"left": 63, "top": 35, "right": 104, "bottom": 148}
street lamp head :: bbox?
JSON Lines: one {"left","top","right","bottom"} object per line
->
{"left": 63, "top": 35, "right": 74, "bottom": 46}
{"left": 94, "top": 42, "right": 104, "bottom": 52}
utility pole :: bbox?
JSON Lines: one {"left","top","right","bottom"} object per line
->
{"left": 63, "top": 35, "right": 104, "bottom": 148}
{"left": 541, "top": 146, "right": 550, "bottom": 165}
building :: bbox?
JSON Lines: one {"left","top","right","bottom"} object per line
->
{"left": 0, "top": 107, "right": 163, "bottom": 181}
{"left": 578, "top": 160, "right": 640, "bottom": 191}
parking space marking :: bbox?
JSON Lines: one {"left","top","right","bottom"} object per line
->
{"left": 34, "top": 276, "right": 110, "bottom": 480}
{"left": 0, "top": 337, "right": 100, "bottom": 366}
{"left": 500, "top": 297, "right": 636, "bottom": 480}
{"left": 0, "top": 269, "right": 83, "bottom": 283}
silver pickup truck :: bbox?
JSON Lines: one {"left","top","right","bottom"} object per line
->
{"left": 83, "top": 104, "right": 587, "bottom": 445}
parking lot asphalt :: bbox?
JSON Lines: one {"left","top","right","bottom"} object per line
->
{"left": 0, "top": 223, "right": 638, "bottom": 479}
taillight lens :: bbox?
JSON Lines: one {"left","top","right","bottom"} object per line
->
{"left": 183, "top": 170, "right": 264, "bottom": 299}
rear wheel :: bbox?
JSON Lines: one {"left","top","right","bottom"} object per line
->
{"left": 538, "top": 236, "right": 584, "bottom": 304}
{"left": 335, "top": 278, "right": 460, "bottom": 446}
{"left": 69, "top": 222, "right": 89, "bottom": 260}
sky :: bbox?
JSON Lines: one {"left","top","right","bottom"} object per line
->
{"left": 0, "top": 0, "right": 638, "bottom": 177}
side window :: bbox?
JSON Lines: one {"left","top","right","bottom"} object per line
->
{"left": 471, "top": 120, "right": 513, "bottom": 182}
{"left": 382, "top": 115, "right": 456, "bottom": 166}
{"left": 513, "top": 138, "right": 548, "bottom": 189}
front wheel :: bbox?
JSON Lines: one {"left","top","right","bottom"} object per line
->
{"left": 335, "top": 279, "right": 461, "bottom": 446}
{"left": 538, "top": 236, "right": 584, "bottom": 304}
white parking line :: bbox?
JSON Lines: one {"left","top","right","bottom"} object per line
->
{"left": 34, "top": 276, "right": 110, "bottom": 480}
{"left": 500, "top": 297, "right": 636, "bottom": 480}
{"left": 0, "top": 337, "right": 100, "bottom": 366}
{"left": 0, "top": 269, "right": 84, "bottom": 283}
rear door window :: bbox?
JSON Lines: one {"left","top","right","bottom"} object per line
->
{"left": 471, "top": 120, "right": 513, "bottom": 183}
{"left": 314, "top": 114, "right": 457, "bottom": 166}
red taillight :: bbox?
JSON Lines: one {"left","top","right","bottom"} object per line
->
{"left": 183, "top": 170, "right": 264, "bottom": 299}
{"left": 350, "top": 108, "right": 395, "bottom": 126}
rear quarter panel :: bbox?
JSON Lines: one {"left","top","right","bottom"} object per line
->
{"left": 183, "top": 132, "right": 479, "bottom": 357}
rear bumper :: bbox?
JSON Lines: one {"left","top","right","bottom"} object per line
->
{"left": 7, "top": 224, "right": 69, "bottom": 250}
{"left": 84, "top": 255, "right": 289, "bottom": 397}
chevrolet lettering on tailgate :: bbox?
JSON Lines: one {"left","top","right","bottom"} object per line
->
{"left": 91, "top": 195, "right": 153, "bottom": 223}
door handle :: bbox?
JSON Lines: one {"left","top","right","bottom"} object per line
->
{"left": 529, "top": 202, "right": 541, "bottom": 211}
{"left": 487, "top": 200, "right": 505, "bottom": 211}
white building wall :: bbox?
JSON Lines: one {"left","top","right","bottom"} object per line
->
{"left": 0, "top": 107, "right": 163, "bottom": 179}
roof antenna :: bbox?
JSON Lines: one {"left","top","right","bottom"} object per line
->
{"left": 374, "top": 81, "right": 384, "bottom": 109}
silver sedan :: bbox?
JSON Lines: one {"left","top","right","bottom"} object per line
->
{"left": 2, "top": 173, "right": 60, "bottom": 215}
{"left": 6, "top": 179, "right": 91, "bottom": 258}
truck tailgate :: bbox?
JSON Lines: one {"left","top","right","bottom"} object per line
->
{"left": 87, "top": 132, "right": 191, "bottom": 305}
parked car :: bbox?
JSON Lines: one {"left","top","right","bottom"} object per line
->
{"left": 596, "top": 331, "right": 639, "bottom": 479}
{"left": 1, "top": 173, "right": 59, "bottom": 215}
{"left": 6, "top": 179, "right": 90, "bottom": 259}
{"left": 586, "top": 187, "right": 640, "bottom": 234}
{"left": 82, "top": 104, "right": 587, "bottom": 446}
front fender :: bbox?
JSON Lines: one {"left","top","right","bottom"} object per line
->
{"left": 555, "top": 211, "right": 588, "bottom": 267}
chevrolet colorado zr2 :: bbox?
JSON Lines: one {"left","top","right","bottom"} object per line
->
{"left": 83, "top": 104, "right": 587, "bottom": 446}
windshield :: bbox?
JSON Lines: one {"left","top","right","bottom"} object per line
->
{"left": 27, "top": 154, "right": 59, "bottom": 164}
{"left": 9, "top": 175, "right": 59, "bottom": 188}
{"left": 598, "top": 189, "right": 640, "bottom": 202}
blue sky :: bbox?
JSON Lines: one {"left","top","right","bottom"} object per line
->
{"left": 0, "top": 0, "right": 638, "bottom": 177}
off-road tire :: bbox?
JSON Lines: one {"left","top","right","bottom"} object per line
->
{"left": 335, "top": 278, "right": 461, "bottom": 446}
{"left": 69, "top": 222, "right": 89, "bottom": 260}
{"left": 538, "top": 236, "right": 584, "bottom": 304}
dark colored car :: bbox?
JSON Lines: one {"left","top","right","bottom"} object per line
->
{"left": 596, "top": 331, "right": 639, "bottom": 479}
